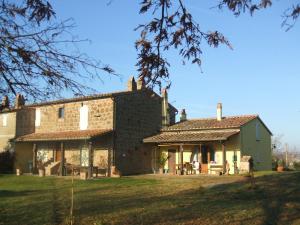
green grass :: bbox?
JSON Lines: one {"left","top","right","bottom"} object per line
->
{"left": 1, "top": 172, "right": 300, "bottom": 225}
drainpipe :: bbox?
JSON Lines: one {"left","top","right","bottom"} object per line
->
{"left": 180, "top": 144, "right": 184, "bottom": 175}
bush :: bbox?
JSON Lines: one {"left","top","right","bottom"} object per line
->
{"left": 157, "top": 152, "right": 169, "bottom": 169}
{"left": 294, "top": 162, "right": 300, "bottom": 171}
{"left": 0, "top": 150, "right": 15, "bottom": 173}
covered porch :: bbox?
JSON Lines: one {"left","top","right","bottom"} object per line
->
{"left": 154, "top": 143, "right": 227, "bottom": 175}
{"left": 15, "top": 129, "right": 113, "bottom": 178}
{"left": 144, "top": 129, "right": 241, "bottom": 175}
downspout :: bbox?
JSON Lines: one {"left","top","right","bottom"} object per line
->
{"left": 111, "top": 97, "right": 117, "bottom": 167}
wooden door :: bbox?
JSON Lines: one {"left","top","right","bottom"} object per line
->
{"left": 201, "top": 146, "right": 208, "bottom": 173}
{"left": 168, "top": 149, "right": 176, "bottom": 174}
{"left": 55, "top": 149, "right": 61, "bottom": 162}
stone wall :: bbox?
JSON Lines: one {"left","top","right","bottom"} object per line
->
{"left": 34, "top": 98, "right": 114, "bottom": 133}
{"left": 14, "top": 142, "right": 33, "bottom": 173}
{"left": 16, "top": 108, "right": 35, "bottom": 136}
{"left": 114, "top": 89, "right": 176, "bottom": 175}
{"left": 0, "top": 111, "right": 16, "bottom": 152}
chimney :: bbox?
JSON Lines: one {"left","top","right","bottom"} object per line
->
{"left": 127, "top": 76, "right": 137, "bottom": 91}
{"left": 217, "top": 103, "right": 222, "bottom": 121}
{"left": 1, "top": 96, "right": 9, "bottom": 109}
{"left": 161, "top": 89, "right": 170, "bottom": 128}
{"left": 137, "top": 77, "right": 145, "bottom": 90}
{"left": 180, "top": 109, "right": 187, "bottom": 122}
{"left": 15, "top": 94, "right": 25, "bottom": 109}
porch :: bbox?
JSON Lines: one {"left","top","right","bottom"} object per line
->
{"left": 144, "top": 129, "right": 241, "bottom": 175}
{"left": 15, "top": 129, "right": 113, "bottom": 178}
{"left": 154, "top": 143, "right": 227, "bottom": 175}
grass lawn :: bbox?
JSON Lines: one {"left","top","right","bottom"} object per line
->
{"left": 1, "top": 172, "right": 300, "bottom": 225}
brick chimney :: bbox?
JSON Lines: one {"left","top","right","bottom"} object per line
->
{"left": 180, "top": 109, "right": 187, "bottom": 122}
{"left": 161, "top": 89, "right": 170, "bottom": 128}
{"left": 217, "top": 103, "right": 222, "bottom": 121}
{"left": 137, "top": 77, "right": 145, "bottom": 90}
{"left": 15, "top": 94, "right": 25, "bottom": 109}
{"left": 1, "top": 96, "right": 9, "bottom": 109}
{"left": 127, "top": 76, "right": 137, "bottom": 91}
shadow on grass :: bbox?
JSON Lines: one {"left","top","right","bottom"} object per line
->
{"left": 0, "top": 190, "right": 39, "bottom": 198}
{"left": 1, "top": 172, "right": 300, "bottom": 225}
{"left": 74, "top": 172, "right": 300, "bottom": 225}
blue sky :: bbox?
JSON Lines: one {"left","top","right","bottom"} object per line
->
{"left": 50, "top": 0, "right": 300, "bottom": 150}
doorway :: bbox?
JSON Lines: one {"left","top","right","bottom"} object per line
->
{"left": 55, "top": 144, "right": 62, "bottom": 162}
{"left": 168, "top": 149, "right": 176, "bottom": 174}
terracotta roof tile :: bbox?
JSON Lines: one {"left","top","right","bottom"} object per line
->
{"left": 164, "top": 115, "right": 258, "bottom": 131}
{"left": 15, "top": 129, "right": 112, "bottom": 142}
{"left": 144, "top": 129, "right": 240, "bottom": 143}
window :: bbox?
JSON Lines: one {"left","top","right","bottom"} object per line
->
{"left": 58, "top": 107, "right": 64, "bottom": 119}
{"left": 256, "top": 122, "right": 261, "bottom": 141}
{"left": 2, "top": 114, "right": 7, "bottom": 127}
{"left": 80, "top": 147, "right": 89, "bottom": 166}
{"left": 79, "top": 105, "right": 88, "bottom": 130}
{"left": 35, "top": 108, "right": 41, "bottom": 127}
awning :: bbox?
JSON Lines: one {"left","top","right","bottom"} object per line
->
{"left": 143, "top": 129, "right": 240, "bottom": 143}
{"left": 15, "top": 129, "right": 113, "bottom": 142}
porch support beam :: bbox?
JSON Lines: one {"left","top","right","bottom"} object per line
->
{"left": 60, "top": 142, "right": 65, "bottom": 176}
{"left": 222, "top": 142, "right": 226, "bottom": 174}
{"left": 207, "top": 147, "right": 211, "bottom": 163}
{"left": 88, "top": 141, "right": 94, "bottom": 179}
{"left": 107, "top": 146, "right": 112, "bottom": 177}
{"left": 198, "top": 144, "right": 202, "bottom": 163}
{"left": 180, "top": 144, "right": 184, "bottom": 175}
{"left": 32, "top": 143, "right": 37, "bottom": 173}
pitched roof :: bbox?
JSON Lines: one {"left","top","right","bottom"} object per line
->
{"left": 15, "top": 129, "right": 112, "bottom": 142}
{"left": 143, "top": 129, "right": 240, "bottom": 143}
{"left": 163, "top": 115, "right": 258, "bottom": 131}
{"left": 0, "top": 89, "right": 177, "bottom": 113}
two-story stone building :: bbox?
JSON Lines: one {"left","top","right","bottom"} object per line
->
{"left": 0, "top": 77, "right": 177, "bottom": 176}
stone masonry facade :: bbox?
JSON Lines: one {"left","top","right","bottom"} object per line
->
{"left": 0, "top": 77, "right": 177, "bottom": 175}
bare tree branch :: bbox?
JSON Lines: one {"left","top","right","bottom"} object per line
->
{"left": 0, "top": 0, "right": 116, "bottom": 102}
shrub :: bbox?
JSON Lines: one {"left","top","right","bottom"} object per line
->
{"left": 0, "top": 150, "right": 15, "bottom": 173}
{"left": 294, "top": 162, "right": 300, "bottom": 171}
{"left": 157, "top": 152, "right": 169, "bottom": 169}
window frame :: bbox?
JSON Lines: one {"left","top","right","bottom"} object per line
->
{"left": 256, "top": 121, "right": 261, "bottom": 141}
{"left": 2, "top": 114, "right": 7, "bottom": 127}
{"left": 58, "top": 107, "right": 65, "bottom": 119}
{"left": 35, "top": 108, "right": 41, "bottom": 127}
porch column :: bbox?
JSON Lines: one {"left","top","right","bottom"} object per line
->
{"left": 107, "top": 146, "right": 112, "bottom": 177}
{"left": 88, "top": 141, "right": 94, "bottom": 179}
{"left": 32, "top": 143, "right": 37, "bottom": 173}
{"left": 207, "top": 148, "right": 211, "bottom": 163}
{"left": 198, "top": 144, "right": 202, "bottom": 163}
{"left": 60, "top": 142, "right": 65, "bottom": 176}
{"left": 222, "top": 142, "right": 226, "bottom": 174}
{"left": 180, "top": 144, "right": 184, "bottom": 175}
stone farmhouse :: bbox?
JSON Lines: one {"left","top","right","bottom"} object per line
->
{"left": 0, "top": 77, "right": 272, "bottom": 177}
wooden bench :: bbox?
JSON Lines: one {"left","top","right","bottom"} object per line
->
{"left": 209, "top": 165, "right": 223, "bottom": 175}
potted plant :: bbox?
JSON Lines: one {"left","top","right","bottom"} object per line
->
{"left": 37, "top": 159, "right": 45, "bottom": 177}
{"left": 157, "top": 152, "right": 169, "bottom": 174}
{"left": 277, "top": 159, "right": 284, "bottom": 172}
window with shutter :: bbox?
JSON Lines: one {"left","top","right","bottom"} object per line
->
{"left": 2, "top": 114, "right": 7, "bottom": 127}
{"left": 35, "top": 109, "right": 41, "bottom": 127}
{"left": 79, "top": 105, "right": 88, "bottom": 130}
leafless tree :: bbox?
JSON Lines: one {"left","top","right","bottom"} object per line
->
{"left": 0, "top": 0, "right": 115, "bottom": 102}
{"left": 135, "top": 0, "right": 299, "bottom": 90}
{"left": 1, "top": 0, "right": 299, "bottom": 100}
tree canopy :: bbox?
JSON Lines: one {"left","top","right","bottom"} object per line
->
{"left": 0, "top": 0, "right": 299, "bottom": 101}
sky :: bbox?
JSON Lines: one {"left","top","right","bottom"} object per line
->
{"left": 50, "top": 0, "right": 300, "bottom": 150}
